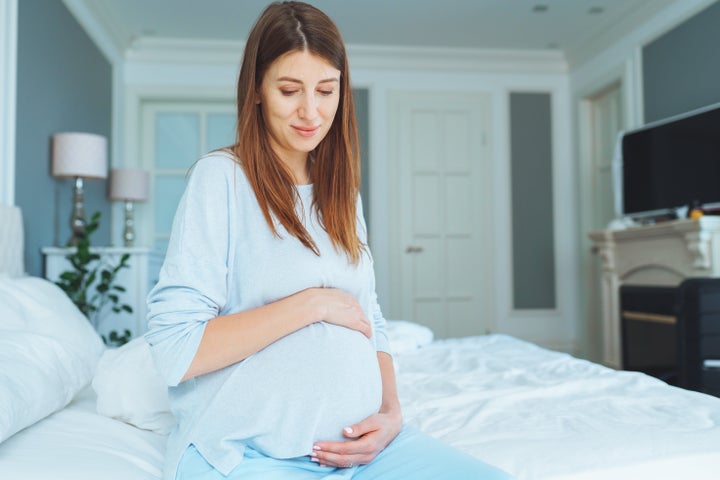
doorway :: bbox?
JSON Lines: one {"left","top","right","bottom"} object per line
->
{"left": 579, "top": 80, "right": 625, "bottom": 361}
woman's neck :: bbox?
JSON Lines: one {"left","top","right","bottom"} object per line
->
{"left": 280, "top": 153, "right": 311, "bottom": 185}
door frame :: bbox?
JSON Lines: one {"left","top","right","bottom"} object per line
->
{"left": 575, "top": 58, "right": 642, "bottom": 361}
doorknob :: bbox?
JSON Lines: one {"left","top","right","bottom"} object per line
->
{"left": 405, "top": 246, "right": 424, "bottom": 253}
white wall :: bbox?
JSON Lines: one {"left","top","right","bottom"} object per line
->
{"left": 0, "top": 0, "right": 17, "bottom": 206}
{"left": 3, "top": 0, "right": 713, "bottom": 355}
{"left": 347, "top": 49, "right": 576, "bottom": 351}
{"left": 119, "top": 40, "right": 580, "bottom": 351}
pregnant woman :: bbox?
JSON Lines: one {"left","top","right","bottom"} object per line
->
{"left": 145, "top": 2, "right": 514, "bottom": 479}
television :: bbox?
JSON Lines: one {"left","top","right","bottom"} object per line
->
{"left": 621, "top": 102, "right": 720, "bottom": 219}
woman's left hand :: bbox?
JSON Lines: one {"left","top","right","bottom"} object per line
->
{"left": 311, "top": 409, "right": 402, "bottom": 468}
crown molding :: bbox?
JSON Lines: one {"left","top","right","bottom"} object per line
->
{"left": 347, "top": 44, "right": 567, "bottom": 74}
{"left": 125, "top": 37, "right": 567, "bottom": 74}
{"left": 62, "top": 0, "right": 124, "bottom": 63}
{"left": 125, "top": 37, "right": 244, "bottom": 64}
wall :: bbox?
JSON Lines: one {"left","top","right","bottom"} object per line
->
{"left": 15, "top": 0, "right": 112, "bottom": 276}
{"left": 119, "top": 43, "right": 578, "bottom": 351}
{"left": 354, "top": 88, "right": 370, "bottom": 233}
{"left": 643, "top": 1, "right": 720, "bottom": 122}
{"left": 0, "top": 0, "right": 17, "bottom": 206}
{"left": 510, "top": 92, "right": 556, "bottom": 310}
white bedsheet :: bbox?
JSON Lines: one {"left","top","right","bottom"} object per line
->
{"left": 2, "top": 333, "right": 720, "bottom": 479}
{"left": 395, "top": 334, "right": 720, "bottom": 480}
{"left": 0, "top": 387, "right": 166, "bottom": 480}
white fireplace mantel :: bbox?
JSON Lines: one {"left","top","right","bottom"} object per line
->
{"left": 588, "top": 217, "right": 720, "bottom": 368}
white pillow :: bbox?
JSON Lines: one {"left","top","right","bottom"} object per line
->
{"left": 0, "top": 331, "right": 98, "bottom": 442}
{"left": 0, "top": 276, "right": 104, "bottom": 358}
{"left": 92, "top": 337, "right": 174, "bottom": 434}
{"left": 0, "top": 281, "right": 28, "bottom": 329}
{"left": 386, "top": 320, "right": 435, "bottom": 354}
{"left": 0, "top": 276, "right": 105, "bottom": 444}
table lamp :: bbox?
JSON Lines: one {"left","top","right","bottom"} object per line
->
{"left": 51, "top": 132, "right": 108, "bottom": 245}
{"left": 109, "top": 168, "right": 149, "bottom": 246}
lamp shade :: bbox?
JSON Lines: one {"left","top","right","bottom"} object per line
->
{"left": 52, "top": 132, "right": 108, "bottom": 179}
{"left": 110, "top": 168, "right": 149, "bottom": 202}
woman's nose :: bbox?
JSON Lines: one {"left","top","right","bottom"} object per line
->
{"left": 299, "top": 94, "right": 319, "bottom": 120}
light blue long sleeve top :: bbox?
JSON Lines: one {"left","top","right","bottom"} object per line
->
{"left": 145, "top": 151, "right": 390, "bottom": 480}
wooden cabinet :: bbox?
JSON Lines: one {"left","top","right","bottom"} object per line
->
{"left": 42, "top": 246, "right": 150, "bottom": 341}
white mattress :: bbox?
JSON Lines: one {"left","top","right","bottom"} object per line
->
{"left": 395, "top": 334, "right": 720, "bottom": 480}
{"left": 0, "top": 387, "right": 166, "bottom": 479}
{"left": 2, "top": 334, "right": 720, "bottom": 479}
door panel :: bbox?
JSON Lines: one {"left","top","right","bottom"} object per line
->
{"left": 446, "top": 175, "right": 472, "bottom": 234}
{"left": 412, "top": 174, "right": 441, "bottom": 235}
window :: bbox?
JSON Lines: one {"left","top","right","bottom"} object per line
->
{"left": 141, "top": 101, "right": 236, "bottom": 286}
{"left": 139, "top": 89, "right": 369, "bottom": 289}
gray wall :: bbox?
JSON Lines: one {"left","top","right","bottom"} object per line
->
{"left": 643, "top": 1, "right": 720, "bottom": 122}
{"left": 510, "top": 92, "right": 556, "bottom": 310}
{"left": 354, "top": 88, "right": 370, "bottom": 237}
{"left": 16, "top": 0, "right": 112, "bottom": 276}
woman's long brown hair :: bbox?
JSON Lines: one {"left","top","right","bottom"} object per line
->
{"left": 232, "top": 1, "right": 363, "bottom": 264}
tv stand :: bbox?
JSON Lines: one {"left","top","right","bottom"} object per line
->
{"left": 588, "top": 217, "right": 720, "bottom": 368}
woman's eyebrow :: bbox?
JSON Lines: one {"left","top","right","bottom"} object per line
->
{"left": 276, "top": 76, "right": 339, "bottom": 84}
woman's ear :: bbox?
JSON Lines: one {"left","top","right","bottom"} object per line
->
{"left": 255, "top": 90, "right": 262, "bottom": 105}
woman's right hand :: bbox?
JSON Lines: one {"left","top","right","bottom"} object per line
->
{"left": 304, "top": 288, "right": 372, "bottom": 338}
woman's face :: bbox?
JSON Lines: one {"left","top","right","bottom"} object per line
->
{"left": 259, "top": 50, "right": 341, "bottom": 167}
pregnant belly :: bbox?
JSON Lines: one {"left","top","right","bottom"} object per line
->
{"left": 202, "top": 322, "right": 383, "bottom": 458}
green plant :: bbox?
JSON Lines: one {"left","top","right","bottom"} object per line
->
{"left": 107, "top": 329, "right": 133, "bottom": 346}
{"left": 55, "top": 211, "right": 133, "bottom": 346}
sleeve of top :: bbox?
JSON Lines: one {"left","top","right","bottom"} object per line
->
{"left": 144, "top": 156, "right": 233, "bottom": 386}
{"left": 356, "top": 195, "right": 392, "bottom": 355}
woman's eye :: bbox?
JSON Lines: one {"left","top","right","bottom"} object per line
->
{"left": 318, "top": 90, "right": 334, "bottom": 96}
{"left": 280, "top": 90, "right": 298, "bottom": 96}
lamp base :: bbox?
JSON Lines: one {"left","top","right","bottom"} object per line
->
{"left": 123, "top": 201, "right": 136, "bottom": 247}
{"left": 67, "top": 177, "right": 86, "bottom": 246}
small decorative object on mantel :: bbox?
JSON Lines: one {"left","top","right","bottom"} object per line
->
{"left": 51, "top": 132, "right": 108, "bottom": 246}
{"left": 688, "top": 199, "right": 704, "bottom": 220}
{"left": 109, "top": 168, "right": 149, "bottom": 247}
{"left": 54, "top": 211, "right": 133, "bottom": 346}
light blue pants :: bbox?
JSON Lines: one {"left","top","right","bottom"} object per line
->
{"left": 175, "top": 426, "right": 515, "bottom": 480}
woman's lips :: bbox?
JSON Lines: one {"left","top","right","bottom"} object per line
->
{"left": 293, "top": 125, "right": 320, "bottom": 138}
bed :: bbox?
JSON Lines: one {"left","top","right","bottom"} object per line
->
{"left": 2, "top": 203, "right": 720, "bottom": 479}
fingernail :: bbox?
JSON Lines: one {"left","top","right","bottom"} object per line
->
{"left": 313, "top": 445, "right": 321, "bottom": 451}
{"left": 344, "top": 427, "right": 353, "bottom": 434}
{"left": 310, "top": 452, "right": 318, "bottom": 458}
{"left": 310, "top": 457, "right": 319, "bottom": 463}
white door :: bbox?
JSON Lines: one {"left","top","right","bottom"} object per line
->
{"left": 389, "top": 92, "right": 492, "bottom": 338}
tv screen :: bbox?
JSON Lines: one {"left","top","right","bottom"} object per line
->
{"left": 622, "top": 103, "right": 720, "bottom": 217}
